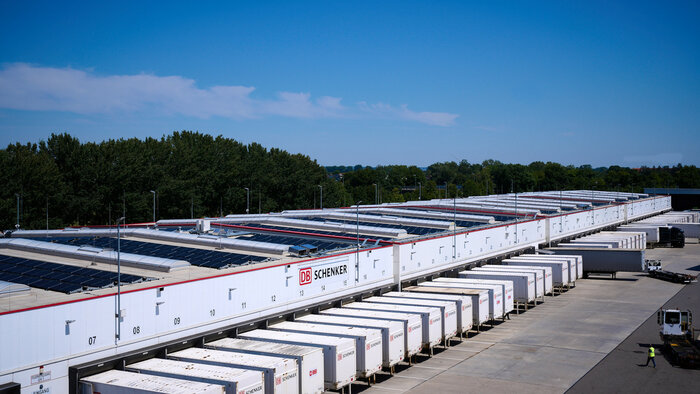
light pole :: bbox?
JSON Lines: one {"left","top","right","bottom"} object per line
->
{"left": 356, "top": 201, "right": 362, "bottom": 247}
{"left": 115, "top": 216, "right": 125, "bottom": 342}
{"left": 418, "top": 182, "right": 422, "bottom": 200}
{"left": 373, "top": 183, "right": 378, "bottom": 204}
{"left": 318, "top": 185, "right": 323, "bottom": 210}
{"left": 15, "top": 193, "right": 20, "bottom": 229}
{"left": 591, "top": 184, "right": 595, "bottom": 225}
{"left": 560, "top": 189, "right": 563, "bottom": 232}
{"left": 244, "top": 187, "right": 250, "bottom": 214}
{"left": 453, "top": 194, "right": 457, "bottom": 259}
{"left": 356, "top": 201, "right": 362, "bottom": 282}
{"left": 445, "top": 182, "right": 448, "bottom": 199}
{"left": 515, "top": 189, "right": 518, "bottom": 243}
{"left": 149, "top": 190, "right": 156, "bottom": 225}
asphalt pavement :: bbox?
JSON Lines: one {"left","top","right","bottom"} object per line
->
{"left": 351, "top": 242, "right": 699, "bottom": 394}
{"left": 567, "top": 263, "right": 699, "bottom": 393}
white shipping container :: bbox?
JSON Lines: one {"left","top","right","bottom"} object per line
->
{"left": 125, "top": 358, "right": 264, "bottom": 394}
{"left": 382, "top": 291, "right": 473, "bottom": 335}
{"left": 343, "top": 302, "right": 442, "bottom": 351}
{"left": 431, "top": 278, "right": 514, "bottom": 315}
{"left": 79, "top": 370, "right": 226, "bottom": 394}
{"left": 237, "top": 329, "right": 356, "bottom": 391}
{"left": 206, "top": 338, "right": 324, "bottom": 394}
{"left": 479, "top": 265, "right": 552, "bottom": 295}
{"left": 502, "top": 258, "right": 569, "bottom": 288}
{"left": 269, "top": 321, "right": 382, "bottom": 379}
{"left": 295, "top": 314, "right": 404, "bottom": 368}
{"left": 168, "top": 348, "right": 298, "bottom": 394}
{"left": 363, "top": 296, "right": 458, "bottom": 343}
{"left": 319, "top": 307, "right": 422, "bottom": 359}
{"left": 402, "top": 285, "right": 489, "bottom": 327}
{"left": 432, "top": 278, "right": 506, "bottom": 318}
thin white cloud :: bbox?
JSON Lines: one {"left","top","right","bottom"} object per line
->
{"left": 359, "top": 101, "right": 459, "bottom": 127}
{"left": 0, "top": 63, "right": 458, "bottom": 126}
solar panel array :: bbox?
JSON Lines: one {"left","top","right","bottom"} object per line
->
{"left": 46, "top": 237, "right": 268, "bottom": 269}
{"left": 238, "top": 223, "right": 393, "bottom": 243}
{"left": 234, "top": 230, "right": 355, "bottom": 252}
{"left": 403, "top": 208, "right": 514, "bottom": 222}
{"left": 300, "top": 217, "right": 445, "bottom": 236}
{"left": 0, "top": 255, "right": 148, "bottom": 294}
{"left": 359, "top": 212, "right": 488, "bottom": 229}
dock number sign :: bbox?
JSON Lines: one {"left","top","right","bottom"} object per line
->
{"left": 299, "top": 258, "right": 349, "bottom": 286}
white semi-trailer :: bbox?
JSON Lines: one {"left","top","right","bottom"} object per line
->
{"left": 382, "top": 291, "right": 473, "bottom": 337}
{"left": 432, "top": 278, "right": 515, "bottom": 316}
{"left": 558, "top": 242, "right": 612, "bottom": 249}
{"left": 458, "top": 270, "right": 537, "bottom": 308}
{"left": 168, "top": 347, "right": 298, "bottom": 394}
{"left": 319, "top": 307, "right": 423, "bottom": 360}
{"left": 125, "top": 358, "right": 265, "bottom": 394}
{"left": 206, "top": 337, "right": 324, "bottom": 394}
{"left": 478, "top": 265, "right": 553, "bottom": 296}
{"left": 402, "top": 285, "right": 490, "bottom": 328}
{"left": 472, "top": 267, "right": 544, "bottom": 300}
{"left": 79, "top": 370, "right": 226, "bottom": 394}
{"left": 295, "top": 314, "right": 404, "bottom": 370}
{"left": 618, "top": 225, "right": 661, "bottom": 244}
{"left": 431, "top": 278, "right": 507, "bottom": 318}
{"left": 363, "top": 296, "right": 458, "bottom": 345}
{"left": 237, "top": 329, "right": 355, "bottom": 392}
{"left": 343, "top": 302, "right": 442, "bottom": 354}
{"left": 510, "top": 255, "right": 576, "bottom": 286}
{"left": 268, "top": 321, "right": 382, "bottom": 380}
{"left": 528, "top": 254, "right": 583, "bottom": 280}
{"left": 502, "top": 258, "right": 570, "bottom": 290}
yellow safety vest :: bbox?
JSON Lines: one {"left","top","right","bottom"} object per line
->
{"left": 649, "top": 347, "right": 655, "bottom": 357}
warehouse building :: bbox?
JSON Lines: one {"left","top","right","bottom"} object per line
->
{"left": 0, "top": 190, "right": 672, "bottom": 393}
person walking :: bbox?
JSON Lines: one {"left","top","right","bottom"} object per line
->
{"left": 645, "top": 345, "right": 656, "bottom": 367}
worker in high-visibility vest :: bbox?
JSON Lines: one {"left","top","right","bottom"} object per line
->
{"left": 645, "top": 345, "right": 656, "bottom": 367}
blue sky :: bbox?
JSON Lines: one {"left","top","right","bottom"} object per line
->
{"left": 1, "top": 1, "right": 698, "bottom": 167}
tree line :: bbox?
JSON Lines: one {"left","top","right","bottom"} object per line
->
{"left": 2, "top": 131, "right": 699, "bottom": 230}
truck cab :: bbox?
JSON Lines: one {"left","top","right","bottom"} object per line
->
{"left": 658, "top": 309, "right": 692, "bottom": 340}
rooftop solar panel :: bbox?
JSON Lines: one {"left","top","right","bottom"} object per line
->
{"left": 42, "top": 237, "right": 268, "bottom": 270}
{"left": 0, "top": 255, "right": 151, "bottom": 294}
{"left": 236, "top": 224, "right": 394, "bottom": 249}
{"left": 297, "top": 217, "right": 446, "bottom": 236}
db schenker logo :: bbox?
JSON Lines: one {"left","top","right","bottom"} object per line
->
{"left": 299, "top": 267, "right": 312, "bottom": 285}
{"left": 299, "top": 264, "right": 348, "bottom": 286}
